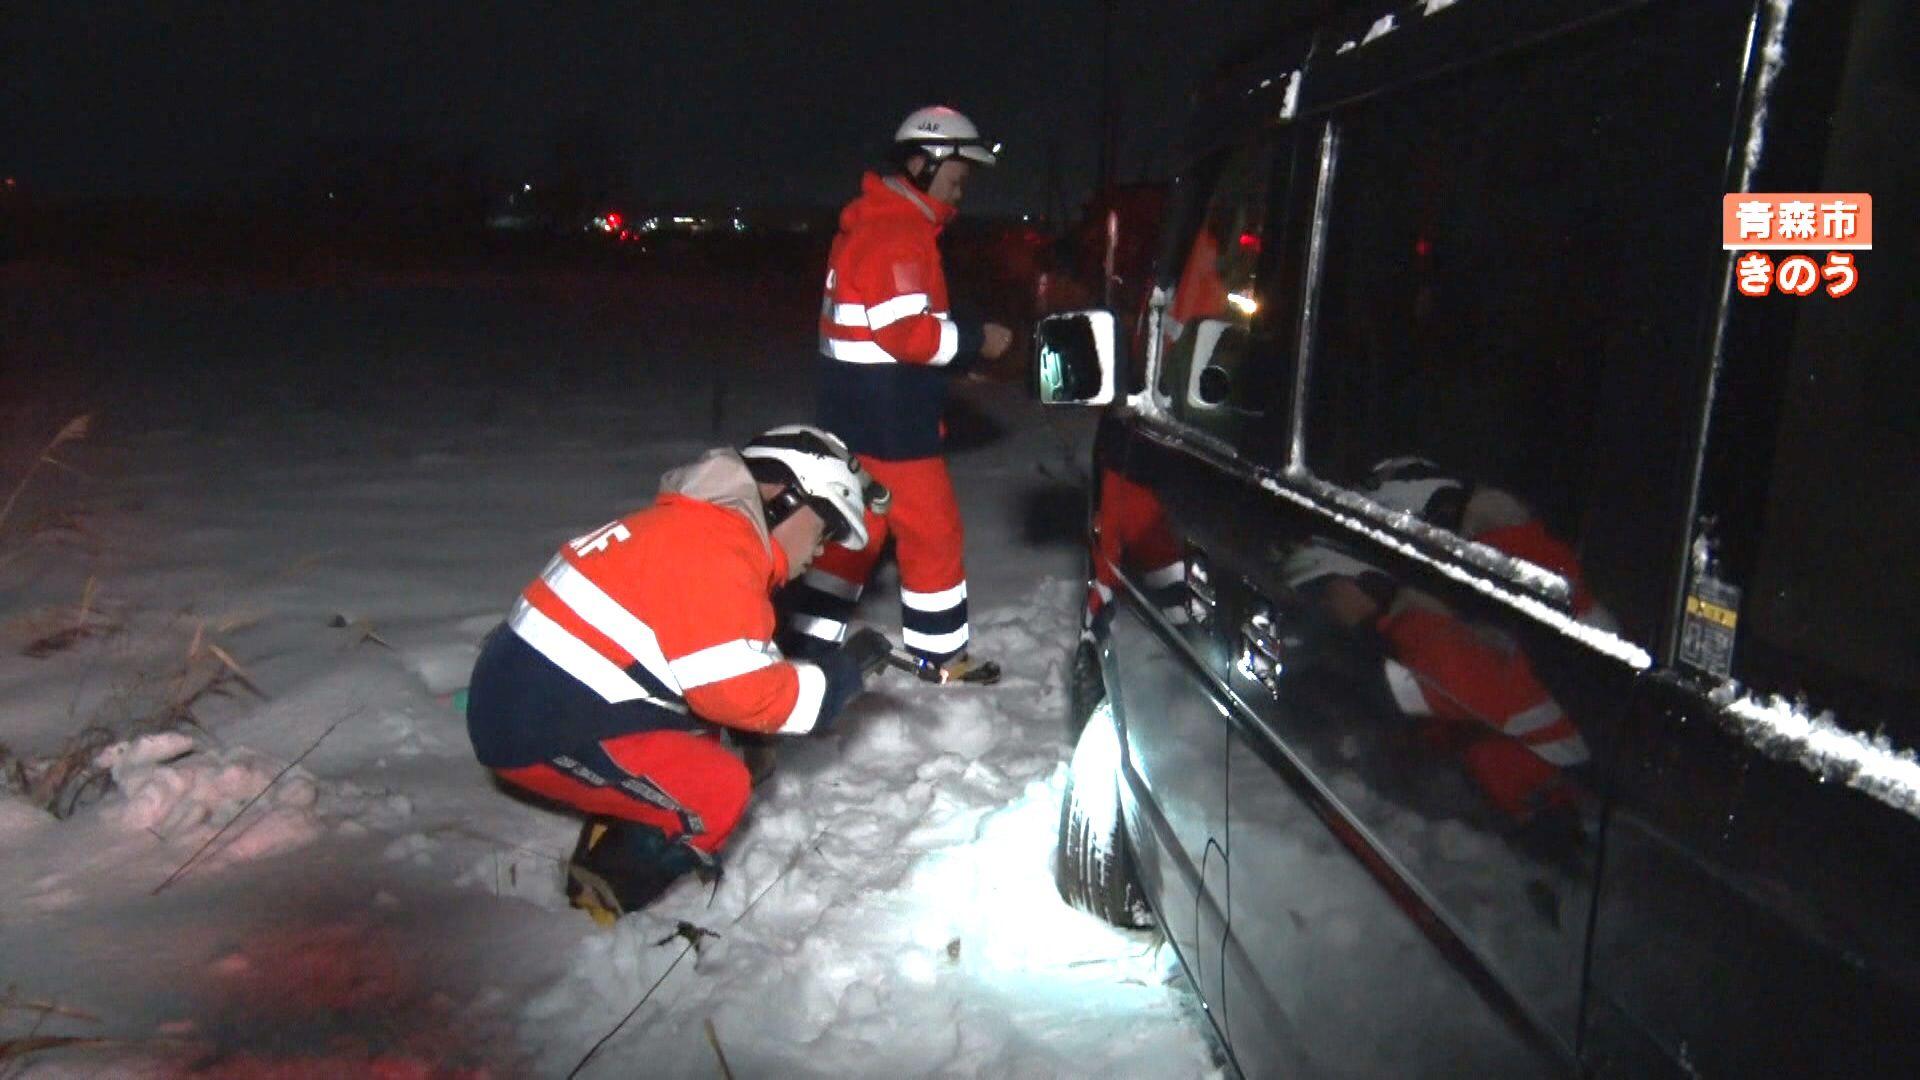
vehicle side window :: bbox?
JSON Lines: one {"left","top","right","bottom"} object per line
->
{"left": 1155, "top": 139, "right": 1286, "bottom": 449}
{"left": 1742, "top": 23, "right": 1918, "bottom": 742}
{"left": 1301, "top": 3, "right": 1754, "bottom": 645}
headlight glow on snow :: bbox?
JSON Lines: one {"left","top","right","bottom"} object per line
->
{"left": 896, "top": 742, "right": 1164, "bottom": 989}
{"left": 1068, "top": 699, "right": 1122, "bottom": 839}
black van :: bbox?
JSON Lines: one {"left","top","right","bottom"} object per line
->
{"left": 1035, "top": 0, "right": 1915, "bottom": 1075}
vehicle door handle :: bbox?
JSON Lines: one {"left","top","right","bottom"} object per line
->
{"left": 1237, "top": 605, "right": 1288, "bottom": 698}
{"left": 1186, "top": 551, "right": 1216, "bottom": 625}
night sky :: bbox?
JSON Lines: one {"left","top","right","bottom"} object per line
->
{"left": 9, "top": 2, "right": 1273, "bottom": 216}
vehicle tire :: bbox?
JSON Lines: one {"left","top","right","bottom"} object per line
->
{"left": 1068, "top": 637, "right": 1105, "bottom": 742}
{"left": 1055, "top": 706, "right": 1153, "bottom": 928}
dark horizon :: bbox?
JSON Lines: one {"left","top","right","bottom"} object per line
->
{"left": 8, "top": 2, "right": 1274, "bottom": 217}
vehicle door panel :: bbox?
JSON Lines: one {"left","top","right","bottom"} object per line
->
{"left": 1585, "top": 675, "right": 1920, "bottom": 1076}
{"left": 1586, "top": 9, "right": 1920, "bottom": 1063}
{"left": 1093, "top": 414, "right": 1229, "bottom": 1008}
{"left": 1104, "top": 592, "right": 1226, "bottom": 995}
{"left": 1204, "top": 3, "right": 1760, "bottom": 1070}
{"left": 1145, "top": 424, "right": 1578, "bottom": 1076}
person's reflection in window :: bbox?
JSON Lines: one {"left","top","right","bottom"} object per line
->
{"left": 1086, "top": 467, "right": 1188, "bottom": 636}
{"left": 1283, "top": 459, "right": 1613, "bottom": 852}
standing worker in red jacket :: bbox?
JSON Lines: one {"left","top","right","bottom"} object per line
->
{"left": 465, "top": 426, "right": 896, "bottom": 923}
{"left": 784, "top": 106, "right": 1013, "bottom": 683}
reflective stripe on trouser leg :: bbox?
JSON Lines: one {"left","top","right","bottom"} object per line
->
{"left": 1459, "top": 734, "right": 1574, "bottom": 821}
{"left": 861, "top": 455, "right": 967, "bottom": 663}
{"left": 901, "top": 581, "right": 968, "bottom": 660}
{"left": 781, "top": 506, "right": 890, "bottom": 646}
{"left": 494, "top": 729, "right": 750, "bottom": 855}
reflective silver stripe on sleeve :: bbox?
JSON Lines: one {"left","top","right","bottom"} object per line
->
{"left": 930, "top": 317, "right": 959, "bottom": 366}
{"left": 776, "top": 662, "right": 829, "bottom": 734}
{"left": 822, "top": 337, "right": 896, "bottom": 364}
{"left": 901, "top": 624, "right": 968, "bottom": 656}
{"left": 791, "top": 613, "right": 848, "bottom": 643}
{"left": 831, "top": 302, "right": 868, "bottom": 326}
{"left": 1142, "top": 562, "right": 1187, "bottom": 591}
{"left": 1503, "top": 700, "right": 1567, "bottom": 738}
{"left": 1527, "top": 733, "right": 1591, "bottom": 766}
{"left": 509, "top": 600, "right": 653, "bottom": 704}
{"left": 539, "top": 558, "right": 682, "bottom": 695}
{"left": 670, "top": 638, "right": 781, "bottom": 690}
{"left": 1383, "top": 658, "right": 1432, "bottom": 716}
{"left": 866, "top": 292, "right": 931, "bottom": 329}
{"left": 900, "top": 581, "right": 967, "bottom": 612}
{"left": 801, "top": 568, "right": 863, "bottom": 601}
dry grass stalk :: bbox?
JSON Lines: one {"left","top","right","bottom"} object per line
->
{"left": 0, "top": 988, "right": 99, "bottom": 1077}
{"left": 328, "top": 612, "right": 391, "bottom": 649}
{"left": 154, "top": 621, "right": 268, "bottom": 731}
{"left": 11, "top": 578, "right": 120, "bottom": 659}
{"left": 704, "top": 1018, "right": 735, "bottom": 1080}
{"left": 0, "top": 1034, "right": 111, "bottom": 1063}
{"left": 15, "top": 726, "right": 119, "bottom": 819}
{"left": 0, "top": 997, "right": 99, "bottom": 1024}
{"left": 568, "top": 827, "right": 828, "bottom": 1078}
{"left": 0, "top": 414, "right": 91, "bottom": 536}
{"left": 6, "top": 622, "right": 268, "bottom": 818}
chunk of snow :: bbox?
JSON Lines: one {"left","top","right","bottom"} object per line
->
{"left": 93, "top": 730, "right": 196, "bottom": 772}
{"left": 1710, "top": 684, "right": 1920, "bottom": 818}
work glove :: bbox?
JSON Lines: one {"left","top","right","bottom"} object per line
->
{"left": 841, "top": 627, "right": 895, "bottom": 677}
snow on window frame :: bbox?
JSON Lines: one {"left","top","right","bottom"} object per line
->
{"left": 1121, "top": 416, "right": 1920, "bottom": 822}
{"left": 1738, "top": 0, "right": 1794, "bottom": 182}
{"left": 1709, "top": 684, "right": 1920, "bottom": 819}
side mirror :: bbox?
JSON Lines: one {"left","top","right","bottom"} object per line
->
{"left": 1033, "top": 310, "right": 1119, "bottom": 406}
{"left": 1185, "top": 318, "right": 1247, "bottom": 411}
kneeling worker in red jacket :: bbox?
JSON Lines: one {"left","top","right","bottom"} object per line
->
{"left": 466, "top": 426, "right": 895, "bottom": 922}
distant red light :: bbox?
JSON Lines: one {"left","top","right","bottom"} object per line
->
{"left": 1415, "top": 237, "right": 1432, "bottom": 258}
{"left": 1237, "top": 231, "right": 1260, "bottom": 253}
{"left": 605, "top": 212, "right": 623, "bottom": 230}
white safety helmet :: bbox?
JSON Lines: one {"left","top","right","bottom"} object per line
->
{"left": 741, "top": 425, "right": 890, "bottom": 551}
{"left": 1362, "top": 456, "right": 1469, "bottom": 530}
{"left": 894, "top": 106, "right": 999, "bottom": 168}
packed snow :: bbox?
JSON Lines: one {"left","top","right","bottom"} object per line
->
{"left": 0, "top": 266, "right": 1223, "bottom": 1077}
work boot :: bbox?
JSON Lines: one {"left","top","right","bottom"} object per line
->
{"left": 936, "top": 652, "right": 1001, "bottom": 685}
{"left": 735, "top": 733, "right": 779, "bottom": 786}
{"left": 565, "top": 818, "right": 704, "bottom": 926}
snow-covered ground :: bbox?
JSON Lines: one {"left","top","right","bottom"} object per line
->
{"left": 0, "top": 265, "right": 1223, "bottom": 1077}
